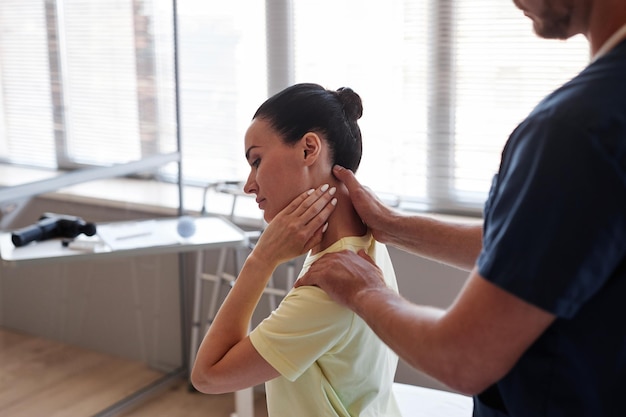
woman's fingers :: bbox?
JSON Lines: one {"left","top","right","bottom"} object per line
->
{"left": 285, "top": 184, "right": 337, "bottom": 251}
{"left": 285, "top": 184, "right": 337, "bottom": 220}
{"left": 251, "top": 184, "right": 338, "bottom": 265}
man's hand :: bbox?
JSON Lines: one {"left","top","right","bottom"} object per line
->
{"left": 332, "top": 165, "right": 396, "bottom": 244}
{"left": 295, "top": 249, "right": 387, "bottom": 308}
{"left": 252, "top": 184, "right": 337, "bottom": 267}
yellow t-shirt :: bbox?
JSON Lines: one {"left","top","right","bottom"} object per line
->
{"left": 249, "top": 233, "right": 402, "bottom": 417}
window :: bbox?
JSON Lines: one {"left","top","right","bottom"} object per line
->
{"left": 0, "top": 0, "right": 178, "bottom": 173}
{"left": 175, "top": 0, "right": 266, "bottom": 184}
{"left": 289, "top": 0, "right": 588, "bottom": 214}
{"left": 0, "top": 0, "right": 588, "bottom": 215}
{"left": 0, "top": 1, "right": 56, "bottom": 168}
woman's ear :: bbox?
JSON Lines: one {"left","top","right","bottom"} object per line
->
{"left": 301, "top": 132, "right": 322, "bottom": 166}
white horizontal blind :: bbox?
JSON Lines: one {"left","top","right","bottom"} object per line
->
{"left": 292, "top": 0, "right": 430, "bottom": 207}
{"left": 175, "top": 0, "right": 267, "bottom": 185}
{"left": 0, "top": 0, "right": 591, "bottom": 214}
{"left": 0, "top": 0, "right": 56, "bottom": 169}
{"left": 451, "top": 0, "right": 588, "bottom": 211}
{"left": 291, "top": 0, "right": 588, "bottom": 213}
{"left": 0, "top": 0, "right": 177, "bottom": 174}
{"left": 60, "top": 0, "right": 142, "bottom": 165}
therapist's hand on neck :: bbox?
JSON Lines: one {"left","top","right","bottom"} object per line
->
{"left": 332, "top": 165, "right": 397, "bottom": 244}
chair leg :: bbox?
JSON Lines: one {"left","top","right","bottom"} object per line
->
{"left": 189, "top": 246, "right": 229, "bottom": 374}
{"left": 285, "top": 259, "right": 296, "bottom": 288}
{"left": 204, "top": 246, "right": 229, "bottom": 332}
{"left": 189, "top": 250, "right": 206, "bottom": 373}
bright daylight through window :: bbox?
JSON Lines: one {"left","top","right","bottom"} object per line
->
{"left": 0, "top": 0, "right": 588, "bottom": 216}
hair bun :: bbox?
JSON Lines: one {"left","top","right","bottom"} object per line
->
{"left": 336, "top": 87, "right": 363, "bottom": 121}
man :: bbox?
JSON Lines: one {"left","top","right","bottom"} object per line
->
{"left": 296, "top": 0, "right": 626, "bottom": 415}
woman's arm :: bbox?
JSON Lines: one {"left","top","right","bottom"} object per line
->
{"left": 191, "top": 254, "right": 280, "bottom": 393}
{"left": 333, "top": 165, "right": 482, "bottom": 271}
{"left": 191, "top": 185, "right": 337, "bottom": 393}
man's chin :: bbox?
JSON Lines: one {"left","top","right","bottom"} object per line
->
{"left": 531, "top": 12, "right": 573, "bottom": 40}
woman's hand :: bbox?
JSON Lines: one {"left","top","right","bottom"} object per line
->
{"left": 252, "top": 184, "right": 337, "bottom": 267}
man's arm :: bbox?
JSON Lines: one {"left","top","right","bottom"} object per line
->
{"left": 383, "top": 212, "right": 483, "bottom": 271}
{"left": 297, "top": 251, "right": 555, "bottom": 395}
{"left": 333, "top": 165, "right": 482, "bottom": 271}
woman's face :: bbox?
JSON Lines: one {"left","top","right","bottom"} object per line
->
{"left": 243, "top": 118, "right": 311, "bottom": 223}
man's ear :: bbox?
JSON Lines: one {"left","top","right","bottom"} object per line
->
{"left": 301, "top": 132, "right": 322, "bottom": 166}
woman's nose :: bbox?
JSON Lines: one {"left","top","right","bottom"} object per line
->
{"left": 244, "top": 173, "right": 256, "bottom": 195}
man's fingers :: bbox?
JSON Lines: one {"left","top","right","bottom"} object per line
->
{"left": 357, "top": 249, "right": 376, "bottom": 265}
{"left": 332, "top": 165, "right": 359, "bottom": 191}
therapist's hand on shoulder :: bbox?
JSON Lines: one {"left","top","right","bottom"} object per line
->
{"left": 253, "top": 184, "right": 337, "bottom": 267}
{"left": 296, "top": 249, "right": 387, "bottom": 308}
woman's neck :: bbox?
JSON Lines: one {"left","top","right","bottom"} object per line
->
{"left": 311, "top": 183, "right": 367, "bottom": 254}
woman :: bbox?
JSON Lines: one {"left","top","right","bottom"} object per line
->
{"left": 191, "top": 83, "right": 401, "bottom": 417}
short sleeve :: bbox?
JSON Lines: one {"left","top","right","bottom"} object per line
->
{"left": 249, "top": 285, "right": 353, "bottom": 381}
{"left": 477, "top": 113, "right": 626, "bottom": 318}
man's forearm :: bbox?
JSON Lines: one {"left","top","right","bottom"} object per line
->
{"left": 382, "top": 213, "right": 483, "bottom": 271}
{"left": 352, "top": 286, "right": 450, "bottom": 384}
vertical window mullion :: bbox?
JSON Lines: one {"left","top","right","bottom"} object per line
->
{"left": 49, "top": 0, "right": 69, "bottom": 167}
{"left": 426, "top": 0, "right": 456, "bottom": 211}
{"left": 133, "top": 0, "right": 159, "bottom": 160}
{"left": 265, "top": 0, "right": 294, "bottom": 97}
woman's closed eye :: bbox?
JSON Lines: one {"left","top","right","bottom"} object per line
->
{"left": 250, "top": 158, "right": 260, "bottom": 168}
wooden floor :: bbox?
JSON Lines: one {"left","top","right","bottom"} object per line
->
{"left": 0, "top": 328, "right": 268, "bottom": 417}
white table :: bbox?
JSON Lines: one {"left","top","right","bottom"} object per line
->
{"left": 1, "top": 216, "right": 247, "bottom": 265}
{"left": 1, "top": 216, "right": 253, "bottom": 417}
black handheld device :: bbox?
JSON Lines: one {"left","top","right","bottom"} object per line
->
{"left": 11, "top": 213, "right": 97, "bottom": 247}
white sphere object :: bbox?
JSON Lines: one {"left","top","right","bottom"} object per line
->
{"left": 177, "top": 216, "right": 196, "bottom": 238}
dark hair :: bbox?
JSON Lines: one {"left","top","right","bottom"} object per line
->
{"left": 253, "top": 83, "right": 363, "bottom": 172}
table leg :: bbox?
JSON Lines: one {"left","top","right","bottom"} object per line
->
{"left": 232, "top": 387, "right": 254, "bottom": 417}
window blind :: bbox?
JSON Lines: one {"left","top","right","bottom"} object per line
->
{"left": 0, "top": 0, "right": 56, "bottom": 168}
{"left": 59, "top": 0, "right": 143, "bottom": 166}
{"left": 292, "top": 0, "right": 430, "bottom": 208}
{"left": 451, "top": 0, "right": 588, "bottom": 211}
{"left": 290, "top": 0, "right": 588, "bottom": 214}
{"left": 0, "top": 0, "right": 590, "bottom": 215}
{"left": 175, "top": 0, "right": 267, "bottom": 185}
{"left": 0, "top": 0, "right": 178, "bottom": 174}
